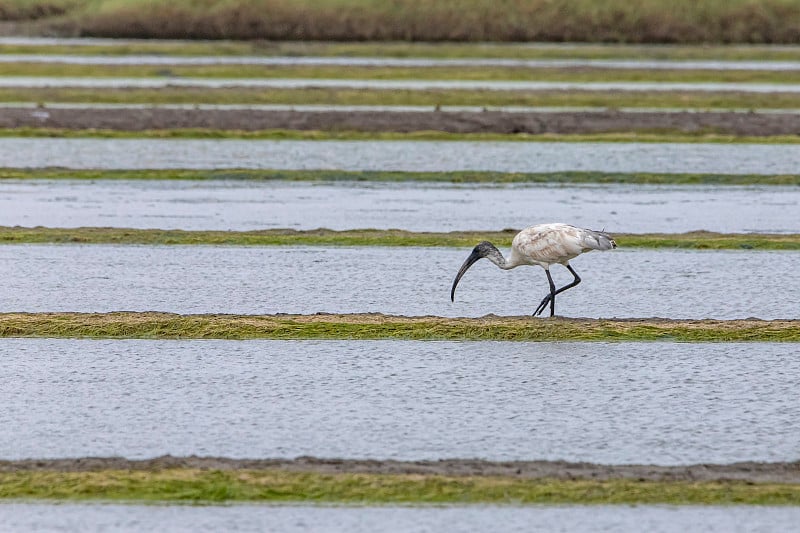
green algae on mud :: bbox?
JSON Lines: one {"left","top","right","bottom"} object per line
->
{"left": 1, "top": 468, "right": 798, "bottom": 505}
{"left": 1, "top": 227, "right": 799, "bottom": 250}
{"left": 1, "top": 313, "right": 798, "bottom": 342}
{"left": 3, "top": 168, "right": 800, "bottom": 185}
{"left": 6, "top": 41, "right": 800, "bottom": 61}
{"left": 5, "top": 62, "right": 800, "bottom": 84}
{"left": 3, "top": 127, "right": 800, "bottom": 144}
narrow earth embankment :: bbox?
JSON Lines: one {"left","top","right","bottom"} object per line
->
{"left": 3, "top": 456, "right": 799, "bottom": 483}
{"left": 1, "top": 313, "right": 798, "bottom": 341}
{"left": 3, "top": 107, "right": 800, "bottom": 136}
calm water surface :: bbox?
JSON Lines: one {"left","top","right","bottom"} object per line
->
{"left": 1, "top": 180, "right": 798, "bottom": 233}
{"left": 0, "top": 339, "right": 798, "bottom": 463}
{"left": 7, "top": 54, "right": 800, "bottom": 70}
{"left": 0, "top": 245, "right": 797, "bottom": 320}
{"left": 4, "top": 77, "right": 800, "bottom": 92}
{"left": 2, "top": 504, "right": 799, "bottom": 533}
{"left": 4, "top": 138, "right": 800, "bottom": 174}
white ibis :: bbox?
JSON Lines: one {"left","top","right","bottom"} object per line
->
{"left": 450, "top": 223, "right": 617, "bottom": 317}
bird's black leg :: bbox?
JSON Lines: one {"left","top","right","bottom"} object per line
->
{"left": 533, "top": 271, "right": 551, "bottom": 317}
{"left": 534, "top": 265, "right": 582, "bottom": 317}
{"left": 546, "top": 269, "right": 557, "bottom": 316}
{"left": 534, "top": 269, "right": 558, "bottom": 317}
{"left": 557, "top": 264, "right": 582, "bottom": 296}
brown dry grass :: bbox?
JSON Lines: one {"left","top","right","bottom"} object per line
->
{"left": 7, "top": 0, "right": 800, "bottom": 44}
{"left": 0, "top": 0, "right": 74, "bottom": 21}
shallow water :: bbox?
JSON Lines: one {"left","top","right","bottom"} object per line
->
{"left": 5, "top": 138, "right": 800, "bottom": 174}
{"left": 1, "top": 339, "right": 798, "bottom": 463}
{"left": 6, "top": 54, "right": 800, "bottom": 71}
{"left": 4, "top": 76, "right": 800, "bottom": 92}
{"left": 1, "top": 245, "right": 797, "bottom": 319}
{"left": 2, "top": 504, "right": 799, "bottom": 533}
{"left": 1, "top": 180, "right": 798, "bottom": 233}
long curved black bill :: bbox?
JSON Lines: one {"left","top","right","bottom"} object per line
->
{"left": 450, "top": 249, "right": 482, "bottom": 302}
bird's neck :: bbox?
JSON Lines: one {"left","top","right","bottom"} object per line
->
{"left": 478, "top": 241, "right": 516, "bottom": 270}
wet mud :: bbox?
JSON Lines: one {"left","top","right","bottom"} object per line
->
{"left": 2, "top": 456, "right": 799, "bottom": 483}
{"left": 4, "top": 107, "right": 800, "bottom": 136}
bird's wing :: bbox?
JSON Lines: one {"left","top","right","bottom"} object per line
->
{"left": 514, "top": 224, "right": 585, "bottom": 264}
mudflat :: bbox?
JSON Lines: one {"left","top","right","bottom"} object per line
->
{"left": 4, "top": 107, "right": 800, "bottom": 136}
{"left": 2, "top": 456, "right": 799, "bottom": 484}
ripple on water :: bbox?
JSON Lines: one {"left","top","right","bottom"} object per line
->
{"left": 7, "top": 54, "right": 800, "bottom": 69}
{"left": 1, "top": 339, "right": 798, "bottom": 464}
{"left": 4, "top": 77, "right": 800, "bottom": 93}
{"left": 1, "top": 180, "right": 798, "bottom": 233}
{"left": 2, "top": 504, "right": 800, "bottom": 533}
{"left": 0, "top": 245, "right": 797, "bottom": 320}
{"left": 3, "top": 139, "right": 800, "bottom": 174}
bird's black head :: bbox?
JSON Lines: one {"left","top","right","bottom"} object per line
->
{"left": 450, "top": 241, "right": 502, "bottom": 302}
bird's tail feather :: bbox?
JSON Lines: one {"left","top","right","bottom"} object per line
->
{"left": 583, "top": 229, "right": 617, "bottom": 251}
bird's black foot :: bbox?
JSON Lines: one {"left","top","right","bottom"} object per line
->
{"left": 533, "top": 294, "right": 551, "bottom": 317}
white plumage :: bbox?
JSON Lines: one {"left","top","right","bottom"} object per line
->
{"left": 450, "top": 223, "right": 616, "bottom": 316}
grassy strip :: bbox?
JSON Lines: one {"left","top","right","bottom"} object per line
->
{"left": 1, "top": 227, "right": 800, "bottom": 250}
{"left": 6, "top": 42, "right": 800, "bottom": 61}
{"left": 3, "top": 128, "right": 800, "bottom": 144}
{"left": 1, "top": 313, "right": 798, "bottom": 342}
{"left": 12, "top": 0, "right": 800, "bottom": 45}
{"left": 4, "top": 168, "right": 800, "bottom": 185}
{"left": 1, "top": 469, "right": 799, "bottom": 504}
{"left": 5, "top": 87, "right": 800, "bottom": 109}
{"left": 5, "top": 63, "right": 800, "bottom": 83}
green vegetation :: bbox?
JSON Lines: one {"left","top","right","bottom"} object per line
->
{"left": 2, "top": 227, "right": 800, "bottom": 250}
{"left": 615, "top": 232, "right": 800, "bottom": 250}
{"left": 5, "top": 63, "right": 800, "bottom": 83}
{"left": 4, "top": 168, "right": 800, "bottom": 185}
{"left": 5, "top": 87, "right": 800, "bottom": 110}
{"left": 1, "top": 312, "right": 798, "bottom": 342}
{"left": 6, "top": 41, "right": 800, "bottom": 61}
{"left": 7, "top": 0, "right": 800, "bottom": 44}
{"left": 1, "top": 469, "right": 799, "bottom": 504}
{"left": 3, "top": 128, "right": 800, "bottom": 144}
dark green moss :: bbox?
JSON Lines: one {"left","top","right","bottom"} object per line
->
{"left": 4, "top": 62, "right": 800, "bottom": 83}
{"left": 1, "top": 469, "right": 799, "bottom": 504}
{"left": 3, "top": 168, "right": 800, "bottom": 185}
{"left": 0, "top": 313, "right": 797, "bottom": 342}
{"left": 5, "top": 41, "right": 800, "bottom": 60}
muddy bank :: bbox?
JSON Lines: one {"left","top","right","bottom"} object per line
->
{"left": 2, "top": 227, "right": 800, "bottom": 249}
{"left": 3, "top": 107, "right": 800, "bottom": 136}
{"left": 1, "top": 456, "right": 798, "bottom": 483}
{"left": 1, "top": 312, "right": 799, "bottom": 341}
